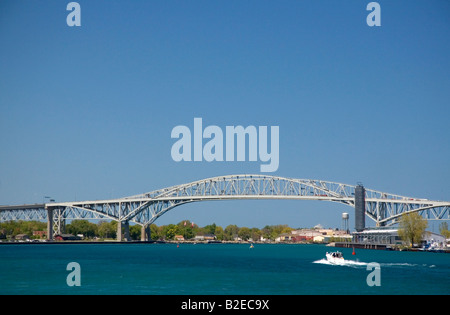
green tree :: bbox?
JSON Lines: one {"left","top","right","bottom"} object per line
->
{"left": 0, "top": 220, "right": 46, "bottom": 239}
{"left": 398, "top": 212, "right": 428, "bottom": 247}
{"left": 250, "top": 228, "right": 261, "bottom": 241}
{"left": 439, "top": 222, "right": 450, "bottom": 239}
{"left": 260, "top": 224, "right": 291, "bottom": 240}
{"left": 224, "top": 224, "right": 239, "bottom": 241}
{"left": 177, "top": 220, "right": 195, "bottom": 240}
{"left": 238, "top": 227, "right": 251, "bottom": 241}
{"left": 129, "top": 224, "right": 142, "bottom": 240}
{"left": 150, "top": 224, "right": 160, "bottom": 240}
{"left": 261, "top": 225, "right": 273, "bottom": 240}
{"left": 204, "top": 223, "right": 217, "bottom": 235}
{"left": 163, "top": 224, "right": 180, "bottom": 240}
{"left": 98, "top": 221, "right": 117, "bottom": 239}
{"left": 23, "top": 221, "right": 47, "bottom": 237}
{"left": 214, "top": 226, "right": 224, "bottom": 241}
{"left": 66, "top": 220, "right": 98, "bottom": 238}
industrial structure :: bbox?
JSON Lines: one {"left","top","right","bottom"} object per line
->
{"left": 341, "top": 212, "right": 349, "bottom": 234}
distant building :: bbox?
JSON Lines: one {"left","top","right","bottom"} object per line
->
{"left": 318, "top": 229, "right": 334, "bottom": 236}
{"left": 291, "top": 230, "right": 322, "bottom": 242}
{"left": 290, "top": 228, "right": 351, "bottom": 243}
{"left": 204, "top": 234, "right": 216, "bottom": 241}
{"left": 54, "top": 234, "right": 82, "bottom": 241}
{"left": 33, "top": 230, "right": 47, "bottom": 238}
{"left": 352, "top": 228, "right": 401, "bottom": 245}
{"left": 15, "top": 234, "right": 30, "bottom": 241}
{"left": 313, "top": 235, "right": 326, "bottom": 243}
{"left": 423, "top": 232, "right": 445, "bottom": 243}
{"left": 352, "top": 228, "right": 448, "bottom": 248}
{"left": 331, "top": 230, "right": 348, "bottom": 236}
{"left": 275, "top": 233, "right": 293, "bottom": 242}
{"left": 174, "top": 235, "right": 185, "bottom": 241}
{"left": 422, "top": 232, "right": 446, "bottom": 249}
{"left": 194, "top": 234, "right": 216, "bottom": 241}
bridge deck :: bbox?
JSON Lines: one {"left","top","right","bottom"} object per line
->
{"left": 0, "top": 204, "right": 45, "bottom": 210}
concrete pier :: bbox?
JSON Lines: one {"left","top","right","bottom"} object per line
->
{"left": 141, "top": 224, "right": 150, "bottom": 241}
{"left": 117, "top": 221, "right": 131, "bottom": 241}
{"left": 46, "top": 208, "right": 53, "bottom": 241}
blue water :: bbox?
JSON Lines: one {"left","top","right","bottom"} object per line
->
{"left": 0, "top": 243, "right": 448, "bottom": 295}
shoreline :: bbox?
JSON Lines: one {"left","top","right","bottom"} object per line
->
{"left": 0, "top": 242, "right": 346, "bottom": 247}
{"left": 1, "top": 240, "right": 449, "bottom": 252}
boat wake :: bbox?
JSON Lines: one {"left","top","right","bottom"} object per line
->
{"left": 313, "top": 260, "right": 433, "bottom": 269}
{"left": 313, "top": 258, "right": 368, "bottom": 268}
{"left": 313, "top": 251, "right": 436, "bottom": 269}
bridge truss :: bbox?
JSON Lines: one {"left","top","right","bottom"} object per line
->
{"left": 1, "top": 174, "right": 449, "bottom": 240}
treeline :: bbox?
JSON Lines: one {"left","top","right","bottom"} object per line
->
{"left": 0, "top": 220, "right": 46, "bottom": 239}
{"left": 0, "top": 219, "right": 295, "bottom": 241}
{"left": 152, "top": 221, "right": 294, "bottom": 241}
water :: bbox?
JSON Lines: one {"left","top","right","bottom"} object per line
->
{"left": 0, "top": 243, "right": 448, "bottom": 295}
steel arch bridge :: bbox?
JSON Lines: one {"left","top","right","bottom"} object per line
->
{"left": 1, "top": 174, "right": 449, "bottom": 240}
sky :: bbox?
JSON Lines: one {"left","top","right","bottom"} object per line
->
{"left": 0, "top": 0, "right": 449, "bottom": 231}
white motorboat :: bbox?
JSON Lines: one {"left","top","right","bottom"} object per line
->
{"left": 325, "top": 251, "right": 344, "bottom": 264}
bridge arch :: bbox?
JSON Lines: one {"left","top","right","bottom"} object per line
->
{"left": 122, "top": 174, "right": 449, "bottom": 230}
{"left": 1, "top": 174, "right": 449, "bottom": 240}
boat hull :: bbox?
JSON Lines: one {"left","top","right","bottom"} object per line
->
{"left": 325, "top": 253, "right": 345, "bottom": 264}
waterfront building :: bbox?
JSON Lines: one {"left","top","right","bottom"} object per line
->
{"left": 174, "top": 235, "right": 185, "bottom": 241}
{"left": 352, "top": 228, "right": 401, "bottom": 245}
{"left": 193, "top": 234, "right": 216, "bottom": 241}
{"left": 32, "top": 230, "right": 47, "bottom": 238}
{"left": 422, "top": 232, "right": 446, "bottom": 249}
{"left": 54, "top": 234, "right": 82, "bottom": 241}
{"left": 15, "top": 234, "right": 30, "bottom": 241}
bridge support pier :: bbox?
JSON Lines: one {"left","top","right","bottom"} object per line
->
{"left": 117, "top": 221, "right": 121, "bottom": 241}
{"left": 46, "top": 208, "right": 53, "bottom": 241}
{"left": 117, "top": 220, "right": 131, "bottom": 242}
{"left": 47, "top": 208, "right": 66, "bottom": 240}
{"left": 141, "top": 224, "right": 150, "bottom": 241}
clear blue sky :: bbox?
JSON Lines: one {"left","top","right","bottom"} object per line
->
{"left": 0, "top": 0, "right": 449, "bottom": 230}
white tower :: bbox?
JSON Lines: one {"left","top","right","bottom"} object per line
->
{"left": 342, "top": 212, "right": 349, "bottom": 233}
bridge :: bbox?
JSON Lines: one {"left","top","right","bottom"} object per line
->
{"left": 1, "top": 174, "right": 449, "bottom": 241}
